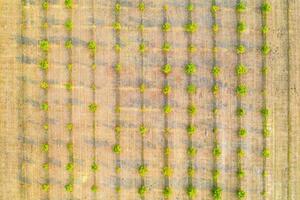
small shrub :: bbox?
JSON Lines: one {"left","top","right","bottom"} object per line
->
{"left": 43, "top": 163, "right": 49, "bottom": 170}
{"left": 187, "top": 124, "right": 196, "bottom": 135}
{"left": 114, "top": 44, "right": 121, "bottom": 52}
{"left": 39, "top": 59, "right": 48, "bottom": 70}
{"left": 260, "top": 107, "right": 269, "bottom": 117}
{"left": 66, "top": 162, "right": 74, "bottom": 172}
{"left": 162, "top": 22, "right": 171, "bottom": 32}
{"left": 138, "top": 165, "right": 148, "bottom": 177}
{"left": 212, "top": 169, "right": 220, "bottom": 182}
{"left": 162, "top": 84, "right": 171, "bottom": 95}
{"left": 187, "top": 104, "right": 196, "bottom": 115}
{"left": 91, "top": 185, "right": 98, "bottom": 192}
{"left": 115, "top": 3, "right": 121, "bottom": 13}
{"left": 40, "top": 39, "right": 49, "bottom": 52}
{"left": 188, "top": 44, "right": 197, "bottom": 53}
{"left": 139, "top": 43, "right": 147, "bottom": 53}
{"left": 187, "top": 84, "right": 197, "bottom": 94}
{"left": 186, "top": 184, "right": 197, "bottom": 198}
{"left": 236, "top": 107, "right": 246, "bottom": 117}
{"left": 163, "top": 4, "right": 169, "bottom": 11}
{"left": 212, "top": 23, "right": 219, "bottom": 33}
{"left": 212, "top": 66, "right": 220, "bottom": 77}
{"left": 188, "top": 166, "right": 195, "bottom": 177}
{"left": 185, "top": 22, "right": 198, "bottom": 33}
{"left": 212, "top": 84, "right": 219, "bottom": 95}
{"left": 161, "top": 64, "right": 172, "bottom": 75}
{"left": 187, "top": 4, "right": 194, "bottom": 12}
{"left": 65, "top": 19, "right": 73, "bottom": 31}
{"left": 236, "top": 2, "right": 246, "bottom": 13}
{"left": 211, "top": 5, "right": 220, "bottom": 14}
{"left": 91, "top": 162, "right": 99, "bottom": 172}
{"left": 185, "top": 63, "right": 197, "bottom": 75}
{"left": 163, "top": 104, "right": 172, "bottom": 114}
{"left": 262, "top": 25, "right": 269, "bottom": 34}
{"left": 113, "top": 22, "right": 121, "bottom": 31}
{"left": 65, "top": 82, "right": 72, "bottom": 91}
{"left": 237, "top": 148, "right": 245, "bottom": 158}
{"left": 138, "top": 185, "right": 147, "bottom": 197}
{"left": 261, "top": 3, "right": 271, "bottom": 13}
{"left": 65, "top": 39, "right": 73, "bottom": 49}
{"left": 113, "top": 144, "right": 121, "bottom": 154}
{"left": 236, "top": 85, "right": 247, "bottom": 96}
{"left": 138, "top": 2, "right": 145, "bottom": 12}
{"left": 212, "top": 186, "right": 222, "bottom": 200}
{"left": 139, "top": 125, "right": 148, "bottom": 135}
{"left": 262, "top": 148, "right": 270, "bottom": 157}
{"left": 187, "top": 146, "right": 197, "bottom": 157}
{"left": 138, "top": 24, "right": 144, "bottom": 32}
{"left": 236, "top": 44, "right": 246, "bottom": 54}
{"left": 139, "top": 83, "right": 145, "bottom": 93}
{"left": 237, "top": 189, "right": 246, "bottom": 199}
{"left": 114, "top": 63, "right": 122, "bottom": 73}
{"left": 262, "top": 128, "right": 270, "bottom": 137}
{"left": 40, "top": 81, "right": 48, "bottom": 90}
{"left": 238, "top": 128, "right": 247, "bottom": 137}
{"left": 261, "top": 44, "right": 270, "bottom": 55}
{"left": 89, "top": 103, "right": 97, "bottom": 112}
{"left": 41, "top": 183, "right": 49, "bottom": 191}
{"left": 88, "top": 40, "right": 97, "bottom": 53}
{"left": 64, "top": 0, "right": 72, "bottom": 9}
{"left": 237, "top": 21, "right": 246, "bottom": 33}
{"left": 162, "top": 42, "right": 171, "bottom": 53}
{"left": 65, "top": 183, "right": 73, "bottom": 192}
{"left": 40, "top": 102, "right": 49, "bottom": 111}
{"left": 42, "top": 143, "right": 49, "bottom": 152}
{"left": 236, "top": 64, "right": 248, "bottom": 76}
{"left": 42, "top": 1, "right": 48, "bottom": 10}
{"left": 164, "top": 147, "right": 170, "bottom": 156}
{"left": 162, "top": 166, "right": 173, "bottom": 177}
{"left": 163, "top": 186, "right": 172, "bottom": 198}
{"left": 213, "top": 146, "right": 221, "bottom": 158}
{"left": 67, "top": 142, "right": 73, "bottom": 152}
{"left": 237, "top": 168, "right": 245, "bottom": 178}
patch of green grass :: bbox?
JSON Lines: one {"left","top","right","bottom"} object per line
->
{"left": 187, "top": 4, "right": 194, "bottom": 12}
{"left": 65, "top": 39, "right": 73, "bottom": 49}
{"left": 260, "top": 107, "right": 269, "bottom": 117}
{"left": 161, "top": 64, "right": 172, "bottom": 75}
{"left": 263, "top": 128, "right": 270, "bottom": 137}
{"left": 42, "top": 1, "right": 48, "bottom": 10}
{"left": 261, "top": 44, "right": 270, "bottom": 55}
{"left": 185, "top": 63, "right": 197, "bottom": 75}
{"left": 66, "top": 162, "right": 74, "bottom": 172}
{"left": 212, "top": 186, "right": 222, "bottom": 200}
{"left": 42, "top": 143, "right": 49, "bottom": 152}
{"left": 162, "top": 42, "right": 171, "bottom": 53}
{"left": 139, "top": 125, "right": 148, "bottom": 135}
{"left": 114, "top": 63, "right": 121, "bottom": 73}
{"left": 162, "top": 22, "right": 171, "bottom": 32}
{"left": 113, "top": 144, "right": 121, "bottom": 154}
{"left": 65, "top": 183, "right": 73, "bottom": 192}
{"left": 40, "top": 102, "right": 49, "bottom": 111}
{"left": 237, "top": 168, "right": 245, "bottom": 178}
{"left": 139, "top": 43, "right": 147, "bottom": 53}
{"left": 65, "top": 19, "right": 73, "bottom": 31}
{"left": 236, "top": 85, "right": 248, "bottom": 96}
{"left": 187, "top": 124, "right": 196, "bottom": 135}
{"left": 236, "top": 2, "right": 246, "bottom": 13}
{"left": 238, "top": 128, "right": 247, "bottom": 137}
{"left": 187, "top": 104, "right": 196, "bottom": 116}
{"left": 138, "top": 165, "right": 148, "bottom": 177}
{"left": 162, "top": 166, "right": 173, "bottom": 177}
{"left": 211, "top": 5, "right": 220, "bottom": 14}
{"left": 236, "top": 64, "right": 248, "bottom": 76}
{"left": 162, "top": 84, "right": 171, "bottom": 95}
{"left": 187, "top": 146, "right": 197, "bottom": 157}
{"left": 188, "top": 44, "right": 197, "bottom": 53}
{"left": 185, "top": 22, "right": 198, "bottom": 33}
{"left": 188, "top": 166, "right": 195, "bottom": 177}
{"left": 187, "top": 84, "right": 197, "bottom": 94}
{"left": 113, "top": 22, "right": 121, "bottom": 31}
{"left": 91, "top": 162, "right": 99, "bottom": 172}
{"left": 262, "top": 25, "right": 269, "bottom": 34}
{"left": 88, "top": 40, "right": 97, "bottom": 53}
{"left": 39, "top": 39, "right": 49, "bottom": 52}
{"left": 163, "top": 186, "right": 172, "bottom": 198}
{"left": 213, "top": 145, "right": 221, "bottom": 158}
{"left": 212, "top": 169, "right": 220, "bottom": 182}
{"left": 236, "top": 107, "right": 246, "bottom": 117}
{"left": 212, "top": 84, "right": 219, "bottom": 95}
{"left": 114, "top": 44, "right": 121, "bottom": 52}
{"left": 237, "top": 148, "right": 245, "bottom": 158}
{"left": 41, "top": 183, "right": 50, "bottom": 191}
{"left": 186, "top": 184, "right": 197, "bottom": 198}
{"left": 212, "top": 66, "right": 220, "bottom": 77}
{"left": 262, "top": 148, "right": 270, "bottom": 158}
{"left": 138, "top": 185, "right": 147, "bottom": 197}
{"left": 138, "top": 2, "right": 145, "bottom": 12}
{"left": 237, "top": 21, "right": 246, "bottom": 33}
{"left": 64, "top": 0, "right": 72, "bottom": 9}
{"left": 261, "top": 3, "right": 271, "bottom": 13}
{"left": 237, "top": 189, "right": 246, "bottom": 199}
{"left": 91, "top": 185, "right": 98, "bottom": 192}
{"left": 163, "top": 104, "right": 172, "bottom": 114}
{"left": 212, "top": 23, "right": 219, "bottom": 33}
{"left": 236, "top": 44, "right": 246, "bottom": 54}
{"left": 89, "top": 103, "right": 97, "bottom": 112}
{"left": 40, "top": 81, "right": 49, "bottom": 90}
{"left": 115, "top": 3, "right": 121, "bottom": 13}
{"left": 65, "top": 82, "right": 72, "bottom": 91}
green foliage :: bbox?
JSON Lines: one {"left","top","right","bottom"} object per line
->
{"left": 138, "top": 2, "right": 145, "bottom": 12}
{"left": 213, "top": 145, "right": 221, "bottom": 158}
{"left": 187, "top": 84, "right": 197, "bottom": 94}
{"left": 236, "top": 64, "right": 248, "bottom": 76}
{"left": 114, "top": 44, "right": 121, "bottom": 52}
{"left": 188, "top": 44, "right": 197, "bottom": 53}
{"left": 115, "top": 3, "right": 121, "bottom": 13}
{"left": 162, "top": 42, "right": 171, "bottom": 53}
{"left": 263, "top": 127, "right": 270, "bottom": 137}
{"left": 162, "top": 166, "right": 173, "bottom": 177}
{"left": 237, "top": 189, "right": 246, "bottom": 199}
{"left": 212, "top": 186, "right": 222, "bottom": 200}
{"left": 260, "top": 107, "right": 269, "bottom": 117}
{"left": 212, "top": 84, "right": 219, "bottom": 95}
{"left": 236, "top": 85, "right": 247, "bottom": 96}
{"left": 185, "top": 63, "right": 197, "bottom": 75}
{"left": 185, "top": 22, "right": 198, "bottom": 33}
{"left": 41, "top": 183, "right": 49, "bottom": 191}
{"left": 39, "top": 59, "right": 48, "bottom": 70}
{"left": 261, "top": 3, "right": 271, "bottom": 13}
{"left": 188, "top": 166, "right": 195, "bottom": 177}
{"left": 65, "top": 19, "right": 73, "bottom": 31}
{"left": 139, "top": 83, "right": 145, "bottom": 93}
{"left": 40, "top": 102, "right": 49, "bottom": 111}
{"left": 186, "top": 185, "right": 197, "bottom": 198}
{"left": 163, "top": 104, "right": 172, "bottom": 114}
{"left": 162, "top": 22, "right": 171, "bottom": 32}
{"left": 187, "top": 124, "right": 196, "bottom": 135}
{"left": 237, "top": 21, "right": 246, "bottom": 33}
{"left": 236, "top": 2, "right": 246, "bottom": 13}
{"left": 139, "top": 43, "right": 147, "bottom": 53}
{"left": 113, "top": 22, "right": 122, "bottom": 31}
{"left": 238, "top": 128, "right": 247, "bottom": 137}
{"left": 65, "top": 82, "right": 72, "bottom": 91}
{"left": 65, "top": 183, "right": 73, "bottom": 192}
{"left": 187, "top": 146, "right": 197, "bottom": 157}
{"left": 40, "top": 39, "right": 49, "bottom": 52}
{"left": 138, "top": 185, "right": 147, "bottom": 197}
{"left": 162, "top": 84, "right": 171, "bottom": 95}
{"left": 138, "top": 165, "right": 148, "bottom": 177}
{"left": 187, "top": 104, "right": 196, "bottom": 115}
{"left": 89, "top": 103, "right": 97, "bottom": 112}
{"left": 91, "top": 162, "right": 99, "bottom": 172}
{"left": 88, "top": 40, "right": 97, "bottom": 53}
{"left": 261, "top": 44, "right": 271, "bottom": 55}
{"left": 114, "top": 63, "right": 122, "bottom": 73}
{"left": 212, "top": 169, "right": 220, "bottom": 182}
{"left": 187, "top": 4, "right": 194, "bottom": 12}
{"left": 262, "top": 148, "right": 270, "bottom": 158}
{"left": 67, "top": 142, "right": 73, "bottom": 152}
{"left": 262, "top": 25, "right": 269, "bottom": 34}
{"left": 237, "top": 148, "right": 245, "bottom": 158}
{"left": 212, "top": 23, "right": 219, "bottom": 33}
{"left": 43, "top": 163, "right": 49, "bottom": 170}
{"left": 40, "top": 81, "right": 48, "bottom": 90}
{"left": 42, "top": 143, "right": 49, "bottom": 152}
{"left": 163, "top": 186, "right": 172, "bottom": 198}
{"left": 162, "top": 64, "right": 172, "bottom": 75}
{"left": 139, "top": 124, "right": 148, "bottom": 135}
{"left": 211, "top": 5, "right": 220, "bottom": 14}
{"left": 42, "top": 1, "right": 48, "bottom": 10}
{"left": 236, "top": 44, "right": 246, "bottom": 54}
{"left": 91, "top": 185, "right": 98, "bottom": 192}
{"left": 66, "top": 162, "right": 74, "bottom": 172}
{"left": 64, "top": 0, "right": 72, "bottom": 9}
{"left": 65, "top": 39, "right": 73, "bottom": 49}
{"left": 236, "top": 107, "right": 246, "bottom": 117}
{"left": 237, "top": 168, "right": 245, "bottom": 178}
{"left": 212, "top": 66, "right": 220, "bottom": 77}
{"left": 113, "top": 144, "right": 121, "bottom": 154}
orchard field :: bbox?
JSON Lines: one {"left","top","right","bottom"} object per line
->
{"left": 0, "top": 0, "right": 299, "bottom": 200}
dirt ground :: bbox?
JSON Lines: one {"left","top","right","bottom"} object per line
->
{"left": 0, "top": 0, "right": 299, "bottom": 200}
